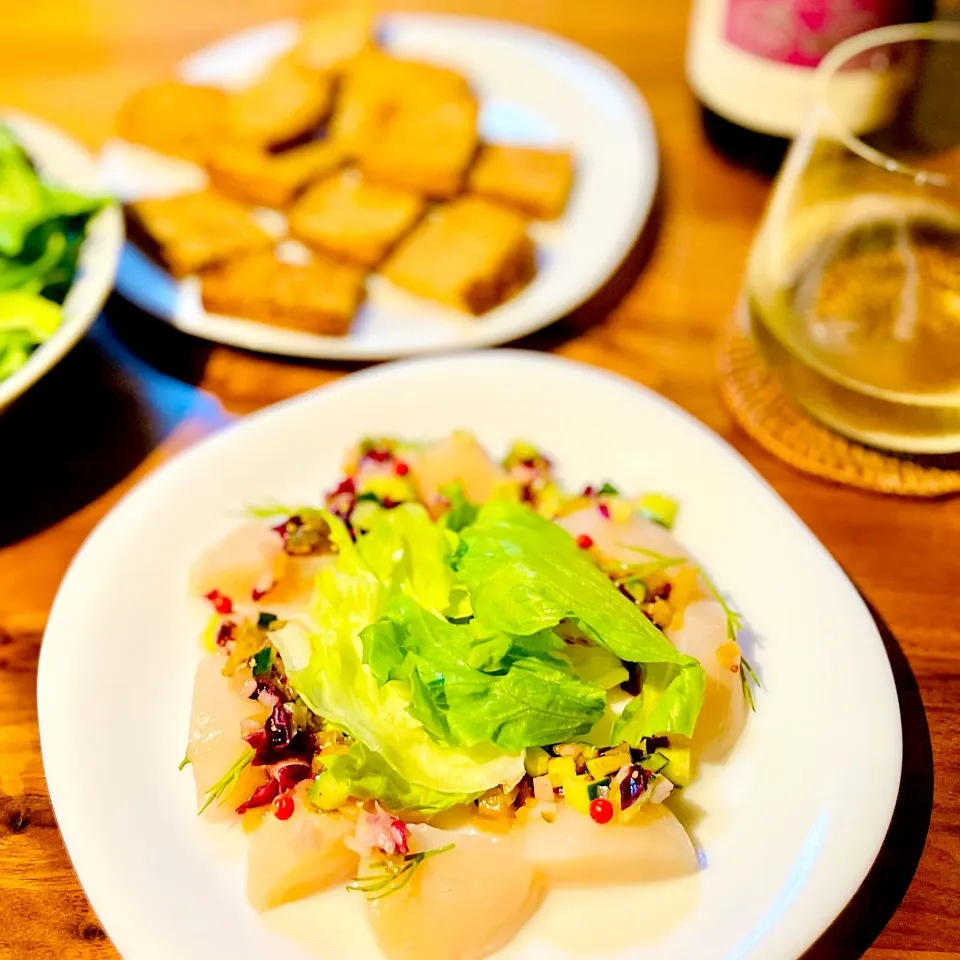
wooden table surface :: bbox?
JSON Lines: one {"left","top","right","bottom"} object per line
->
{"left": 1, "top": 1, "right": 958, "bottom": 957}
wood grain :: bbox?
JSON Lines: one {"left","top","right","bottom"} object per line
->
{"left": 1, "top": 1, "right": 959, "bottom": 958}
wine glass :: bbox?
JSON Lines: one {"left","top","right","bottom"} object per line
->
{"left": 746, "top": 22, "right": 960, "bottom": 454}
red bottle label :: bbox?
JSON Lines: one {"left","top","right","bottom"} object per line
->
{"left": 725, "top": 0, "right": 908, "bottom": 67}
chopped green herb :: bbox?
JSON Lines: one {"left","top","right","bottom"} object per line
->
{"left": 597, "top": 481, "right": 620, "bottom": 496}
{"left": 197, "top": 748, "right": 254, "bottom": 816}
{"left": 257, "top": 612, "right": 278, "bottom": 630}
{"left": 251, "top": 645, "right": 274, "bottom": 677}
{"left": 503, "top": 440, "right": 540, "bottom": 469}
{"left": 637, "top": 493, "right": 679, "bottom": 529}
{"left": 355, "top": 492, "right": 382, "bottom": 504}
{"left": 347, "top": 843, "right": 455, "bottom": 899}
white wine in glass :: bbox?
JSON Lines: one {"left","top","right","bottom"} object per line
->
{"left": 747, "top": 23, "right": 960, "bottom": 453}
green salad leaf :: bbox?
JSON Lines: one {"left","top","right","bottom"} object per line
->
{"left": 311, "top": 741, "right": 478, "bottom": 815}
{"left": 458, "top": 501, "right": 690, "bottom": 663}
{"left": 0, "top": 124, "right": 109, "bottom": 381}
{"left": 437, "top": 482, "right": 478, "bottom": 533}
{"left": 354, "top": 501, "right": 466, "bottom": 617}
{"left": 361, "top": 594, "right": 607, "bottom": 750}
{"left": 456, "top": 500, "right": 705, "bottom": 743}
{"left": 272, "top": 508, "right": 523, "bottom": 812}
{"left": 561, "top": 643, "right": 630, "bottom": 690}
{"left": 611, "top": 661, "right": 705, "bottom": 744}
{"left": 0, "top": 127, "right": 104, "bottom": 257}
{"left": 0, "top": 291, "right": 63, "bottom": 378}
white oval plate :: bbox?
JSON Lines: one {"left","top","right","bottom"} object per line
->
{"left": 104, "top": 15, "right": 658, "bottom": 361}
{"left": 0, "top": 113, "right": 123, "bottom": 411}
{"left": 39, "top": 351, "right": 900, "bottom": 960}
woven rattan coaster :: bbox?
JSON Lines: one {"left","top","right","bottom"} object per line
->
{"left": 717, "top": 321, "right": 960, "bottom": 497}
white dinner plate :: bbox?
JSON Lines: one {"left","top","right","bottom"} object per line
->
{"left": 103, "top": 15, "right": 658, "bottom": 361}
{"left": 0, "top": 112, "right": 124, "bottom": 411}
{"left": 39, "top": 351, "right": 901, "bottom": 960}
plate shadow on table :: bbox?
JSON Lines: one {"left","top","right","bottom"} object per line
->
{"left": 800, "top": 595, "right": 933, "bottom": 960}
{"left": 517, "top": 178, "right": 665, "bottom": 353}
{"left": 0, "top": 307, "right": 227, "bottom": 547}
{"left": 103, "top": 291, "right": 214, "bottom": 388}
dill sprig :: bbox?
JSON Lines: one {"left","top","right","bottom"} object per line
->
{"left": 618, "top": 544, "right": 760, "bottom": 711}
{"left": 347, "top": 844, "right": 456, "bottom": 900}
{"left": 197, "top": 748, "right": 254, "bottom": 815}
{"left": 695, "top": 564, "right": 759, "bottom": 712}
{"left": 739, "top": 655, "right": 760, "bottom": 712}
{"left": 602, "top": 550, "right": 688, "bottom": 590}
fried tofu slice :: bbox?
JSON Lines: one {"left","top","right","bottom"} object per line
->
{"left": 468, "top": 145, "right": 575, "bottom": 220}
{"left": 330, "top": 49, "right": 472, "bottom": 156}
{"left": 129, "top": 191, "right": 274, "bottom": 277}
{"left": 288, "top": 169, "right": 424, "bottom": 267}
{"left": 207, "top": 140, "right": 345, "bottom": 208}
{"left": 116, "top": 81, "right": 228, "bottom": 164}
{"left": 383, "top": 197, "right": 535, "bottom": 314}
{"left": 358, "top": 92, "right": 479, "bottom": 199}
{"left": 226, "top": 55, "right": 334, "bottom": 148}
{"left": 201, "top": 250, "right": 365, "bottom": 335}
{"left": 294, "top": 0, "right": 377, "bottom": 73}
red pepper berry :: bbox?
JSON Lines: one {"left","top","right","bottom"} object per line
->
{"left": 394, "top": 461, "right": 410, "bottom": 477}
{"left": 576, "top": 534, "right": 594, "bottom": 549}
{"left": 589, "top": 797, "right": 614, "bottom": 824}
{"left": 272, "top": 794, "right": 294, "bottom": 821}
{"left": 204, "top": 590, "right": 233, "bottom": 615}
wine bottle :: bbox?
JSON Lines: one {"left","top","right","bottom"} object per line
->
{"left": 686, "top": 0, "right": 935, "bottom": 174}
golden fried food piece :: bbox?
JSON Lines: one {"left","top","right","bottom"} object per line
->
{"left": 358, "top": 92, "right": 479, "bottom": 199}
{"left": 116, "top": 81, "right": 228, "bottom": 164}
{"left": 288, "top": 169, "right": 424, "bottom": 267}
{"left": 383, "top": 197, "right": 535, "bottom": 314}
{"left": 200, "top": 250, "right": 366, "bottom": 335}
{"left": 330, "top": 49, "right": 472, "bottom": 156}
{"left": 468, "top": 145, "right": 575, "bottom": 220}
{"left": 206, "top": 139, "right": 345, "bottom": 208}
{"left": 129, "top": 191, "right": 274, "bottom": 277}
{"left": 226, "top": 55, "right": 334, "bottom": 148}
{"left": 294, "top": 0, "right": 377, "bottom": 73}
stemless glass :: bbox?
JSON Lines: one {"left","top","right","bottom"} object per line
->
{"left": 746, "top": 23, "right": 960, "bottom": 454}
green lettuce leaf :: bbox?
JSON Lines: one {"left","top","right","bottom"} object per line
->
{"left": 0, "top": 124, "right": 109, "bottom": 381}
{"left": 561, "top": 644, "right": 630, "bottom": 690}
{"left": 457, "top": 500, "right": 705, "bottom": 742}
{"left": 311, "top": 741, "right": 478, "bottom": 815}
{"left": 0, "top": 290, "right": 62, "bottom": 338}
{"left": 361, "top": 594, "right": 607, "bottom": 751}
{"left": 612, "top": 661, "right": 705, "bottom": 744}
{"left": 353, "top": 501, "right": 466, "bottom": 617}
{"left": 0, "top": 126, "right": 105, "bottom": 257}
{"left": 437, "top": 482, "right": 478, "bottom": 533}
{"left": 0, "top": 290, "right": 63, "bottom": 378}
{"left": 272, "top": 510, "right": 523, "bottom": 810}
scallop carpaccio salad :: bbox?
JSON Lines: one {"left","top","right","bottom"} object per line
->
{"left": 185, "top": 431, "right": 756, "bottom": 960}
